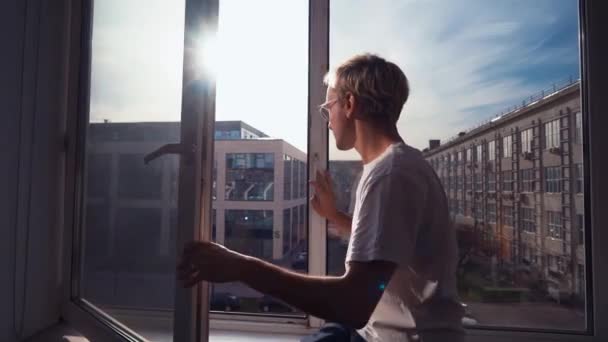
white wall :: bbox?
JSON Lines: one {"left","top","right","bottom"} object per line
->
{"left": 1, "top": 0, "right": 73, "bottom": 340}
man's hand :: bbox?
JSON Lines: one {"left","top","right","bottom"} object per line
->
{"left": 309, "top": 170, "right": 339, "bottom": 221}
{"left": 177, "top": 241, "right": 250, "bottom": 287}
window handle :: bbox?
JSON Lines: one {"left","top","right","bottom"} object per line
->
{"left": 144, "top": 143, "right": 195, "bottom": 165}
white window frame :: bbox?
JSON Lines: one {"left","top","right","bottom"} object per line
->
{"left": 58, "top": 0, "right": 608, "bottom": 341}
{"left": 503, "top": 134, "right": 513, "bottom": 158}
{"left": 489, "top": 140, "right": 496, "bottom": 161}
{"left": 545, "top": 119, "right": 561, "bottom": 149}
{"left": 521, "top": 128, "right": 533, "bottom": 153}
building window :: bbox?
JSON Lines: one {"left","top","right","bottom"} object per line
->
{"left": 544, "top": 166, "right": 562, "bottom": 193}
{"left": 488, "top": 140, "right": 496, "bottom": 161}
{"left": 474, "top": 200, "right": 483, "bottom": 221}
{"left": 487, "top": 172, "right": 496, "bottom": 192}
{"left": 503, "top": 134, "right": 512, "bottom": 158}
{"left": 465, "top": 200, "right": 472, "bottom": 217}
{"left": 225, "top": 210, "right": 274, "bottom": 260}
{"left": 547, "top": 211, "right": 564, "bottom": 239}
{"left": 474, "top": 173, "right": 482, "bottom": 192}
{"left": 458, "top": 151, "right": 463, "bottom": 163}
{"left": 521, "top": 128, "right": 533, "bottom": 153}
{"left": 544, "top": 119, "right": 560, "bottom": 149}
{"left": 487, "top": 203, "right": 497, "bottom": 223}
{"left": 457, "top": 174, "right": 464, "bottom": 190}
{"left": 283, "top": 155, "right": 293, "bottom": 200}
{"left": 502, "top": 171, "right": 513, "bottom": 192}
{"left": 575, "top": 112, "right": 583, "bottom": 144}
{"left": 521, "top": 207, "right": 536, "bottom": 233}
{"left": 466, "top": 148, "right": 472, "bottom": 162}
{"left": 520, "top": 168, "right": 535, "bottom": 192}
{"left": 225, "top": 153, "right": 275, "bottom": 201}
{"left": 503, "top": 206, "right": 514, "bottom": 227}
{"left": 575, "top": 163, "right": 584, "bottom": 193}
{"left": 577, "top": 214, "right": 584, "bottom": 245}
{"left": 476, "top": 144, "right": 483, "bottom": 163}
{"left": 457, "top": 200, "right": 464, "bottom": 215}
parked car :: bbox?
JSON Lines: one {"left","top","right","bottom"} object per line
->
{"left": 210, "top": 292, "right": 240, "bottom": 312}
{"left": 259, "top": 295, "right": 296, "bottom": 313}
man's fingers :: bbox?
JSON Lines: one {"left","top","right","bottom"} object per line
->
{"left": 324, "top": 170, "right": 334, "bottom": 187}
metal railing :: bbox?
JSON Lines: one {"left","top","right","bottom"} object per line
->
{"left": 441, "top": 76, "right": 580, "bottom": 146}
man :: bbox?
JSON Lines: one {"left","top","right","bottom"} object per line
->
{"left": 178, "top": 54, "right": 465, "bottom": 341}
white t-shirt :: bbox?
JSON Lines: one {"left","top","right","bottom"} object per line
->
{"left": 345, "top": 142, "right": 465, "bottom": 341}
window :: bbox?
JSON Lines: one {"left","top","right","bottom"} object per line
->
{"left": 521, "top": 128, "right": 533, "bottom": 153}
{"left": 474, "top": 173, "right": 483, "bottom": 191}
{"left": 575, "top": 111, "right": 583, "bottom": 144}
{"left": 488, "top": 140, "right": 496, "bottom": 161}
{"left": 466, "top": 148, "right": 472, "bottom": 162}
{"left": 503, "top": 206, "right": 514, "bottom": 227}
{"left": 474, "top": 200, "right": 484, "bottom": 221}
{"left": 487, "top": 203, "right": 497, "bottom": 223}
{"left": 458, "top": 151, "right": 463, "bottom": 163}
{"left": 578, "top": 214, "right": 584, "bottom": 245}
{"left": 521, "top": 207, "right": 536, "bottom": 233}
{"left": 547, "top": 211, "right": 564, "bottom": 239}
{"left": 544, "top": 166, "right": 562, "bottom": 193}
{"left": 576, "top": 163, "right": 584, "bottom": 193}
{"left": 283, "top": 155, "right": 293, "bottom": 200}
{"left": 502, "top": 171, "right": 513, "bottom": 192}
{"left": 476, "top": 144, "right": 483, "bottom": 162}
{"left": 520, "top": 168, "right": 535, "bottom": 192}
{"left": 225, "top": 210, "right": 274, "bottom": 260}
{"left": 225, "top": 153, "right": 275, "bottom": 201}
{"left": 544, "top": 119, "right": 560, "bottom": 149}
{"left": 503, "top": 135, "right": 513, "bottom": 158}
{"left": 65, "top": 0, "right": 602, "bottom": 340}
{"left": 487, "top": 172, "right": 496, "bottom": 192}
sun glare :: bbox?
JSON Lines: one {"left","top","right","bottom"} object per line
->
{"left": 197, "top": 34, "right": 220, "bottom": 77}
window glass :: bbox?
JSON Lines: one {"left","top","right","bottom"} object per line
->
{"left": 328, "top": 0, "right": 585, "bottom": 332}
{"left": 544, "top": 119, "right": 560, "bottom": 149}
{"left": 225, "top": 153, "right": 274, "bottom": 201}
{"left": 209, "top": 0, "right": 309, "bottom": 317}
{"left": 544, "top": 166, "right": 562, "bottom": 193}
{"left": 503, "top": 135, "right": 512, "bottom": 159}
{"left": 521, "top": 128, "right": 533, "bottom": 153}
{"left": 80, "top": 0, "right": 186, "bottom": 339}
{"left": 488, "top": 140, "right": 496, "bottom": 161}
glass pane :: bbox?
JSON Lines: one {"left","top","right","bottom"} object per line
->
{"left": 81, "top": 0, "right": 185, "bottom": 340}
{"left": 328, "top": 0, "right": 585, "bottom": 332}
{"left": 209, "top": 0, "right": 309, "bottom": 316}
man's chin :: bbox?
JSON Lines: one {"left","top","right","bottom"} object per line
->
{"left": 336, "top": 143, "right": 354, "bottom": 151}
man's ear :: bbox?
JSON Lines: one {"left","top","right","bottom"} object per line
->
{"left": 345, "top": 92, "right": 357, "bottom": 120}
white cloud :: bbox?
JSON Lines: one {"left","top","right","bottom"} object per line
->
{"left": 329, "top": 0, "right": 577, "bottom": 159}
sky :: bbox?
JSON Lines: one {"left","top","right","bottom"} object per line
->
{"left": 89, "top": 0, "right": 580, "bottom": 160}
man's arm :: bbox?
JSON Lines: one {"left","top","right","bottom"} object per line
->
{"left": 328, "top": 210, "right": 353, "bottom": 236}
{"left": 241, "top": 256, "right": 395, "bottom": 329}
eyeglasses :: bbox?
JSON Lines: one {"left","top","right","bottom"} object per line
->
{"left": 318, "top": 98, "right": 339, "bottom": 121}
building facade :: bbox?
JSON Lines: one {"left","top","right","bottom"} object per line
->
{"left": 423, "top": 81, "right": 585, "bottom": 301}
{"left": 83, "top": 121, "right": 307, "bottom": 308}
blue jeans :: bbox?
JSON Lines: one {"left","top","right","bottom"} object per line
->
{"left": 300, "top": 323, "right": 367, "bottom": 342}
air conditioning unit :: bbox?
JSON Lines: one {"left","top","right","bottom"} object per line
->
{"left": 549, "top": 147, "right": 562, "bottom": 155}
{"left": 522, "top": 152, "right": 533, "bottom": 160}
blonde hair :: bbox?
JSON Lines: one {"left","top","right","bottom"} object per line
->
{"left": 324, "top": 53, "right": 409, "bottom": 125}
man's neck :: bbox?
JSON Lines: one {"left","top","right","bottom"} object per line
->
{"left": 354, "top": 122, "right": 402, "bottom": 164}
